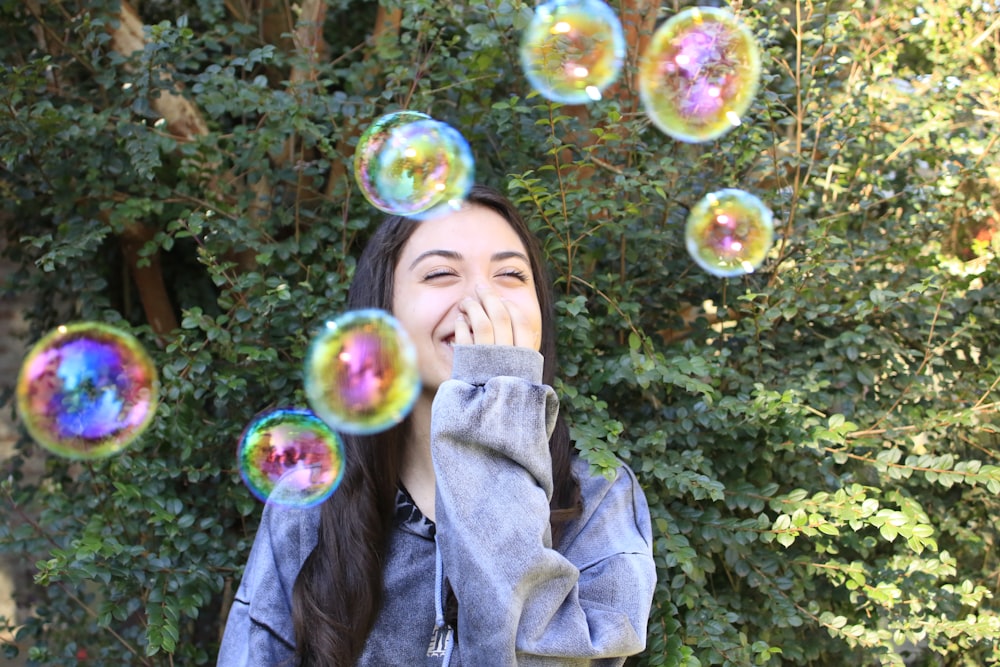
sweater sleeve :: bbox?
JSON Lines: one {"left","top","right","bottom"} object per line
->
{"left": 431, "top": 345, "right": 656, "bottom": 666}
{"left": 216, "top": 500, "right": 320, "bottom": 667}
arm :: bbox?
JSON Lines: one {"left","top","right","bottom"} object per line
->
{"left": 217, "top": 501, "right": 320, "bottom": 667}
{"left": 431, "top": 345, "right": 656, "bottom": 666}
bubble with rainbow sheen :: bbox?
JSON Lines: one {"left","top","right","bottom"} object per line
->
{"left": 354, "top": 111, "right": 474, "bottom": 219}
{"left": 639, "top": 7, "right": 761, "bottom": 143}
{"left": 520, "top": 0, "right": 626, "bottom": 105}
{"left": 15, "top": 321, "right": 159, "bottom": 459}
{"left": 305, "top": 309, "right": 420, "bottom": 435}
{"left": 237, "top": 407, "right": 345, "bottom": 508}
{"left": 685, "top": 188, "right": 774, "bottom": 277}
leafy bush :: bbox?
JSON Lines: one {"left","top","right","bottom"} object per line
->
{"left": 1, "top": 0, "right": 998, "bottom": 665}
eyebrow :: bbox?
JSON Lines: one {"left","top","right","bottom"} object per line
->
{"left": 407, "top": 249, "right": 530, "bottom": 270}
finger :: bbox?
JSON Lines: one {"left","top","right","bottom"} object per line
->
{"left": 475, "top": 285, "right": 514, "bottom": 347}
{"left": 454, "top": 315, "right": 473, "bottom": 346}
{"left": 502, "top": 298, "right": 542, "bottom": 351}
{"left": 458, "top": 296, "right": 494, "bottom": 345}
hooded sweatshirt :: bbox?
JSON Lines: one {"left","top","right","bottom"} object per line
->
{"left": 217, "top": 345, "right": 657, "bottom": 666}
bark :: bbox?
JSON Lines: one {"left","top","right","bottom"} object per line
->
{"left": 108, "top": 1, "right": 210, "bottom": 142}
{"left": 258, "top": 0, "right": 295, "bottom": 52}
{"left": 118, "top": 223, "right": 179, "bottom": 337}
{"left": 612, "top": 0, "right": 659, "bottom": 110}
{"left": 290, "top": 0, "right": 328, "bottom": 87}
{"left": 272, "top": 0, "right": 328, "bottom": 168}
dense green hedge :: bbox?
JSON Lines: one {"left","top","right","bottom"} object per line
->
{"left": 2, "top": 0, "right": 999, "bottom": 664}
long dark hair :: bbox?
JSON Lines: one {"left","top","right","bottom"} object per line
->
{"left": 291, "top": 184, "right": 581, "bottom": 666}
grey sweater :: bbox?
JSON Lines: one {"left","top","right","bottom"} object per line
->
{"left": 217, "top": 345, "right": 657, "bottom": 666}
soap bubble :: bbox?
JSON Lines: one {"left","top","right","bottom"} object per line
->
{"left": 305, "top": 309, "right": 420, "bottom": 435}
{"left": 354, "top": 111, "right": 475, "bottom": 219}
{"left": 237, "top": 407, "right": 345, "bottom": 508}
{"left": 685, "top": 188, "right": 774, "bottom": 277}
{"left": 520, "top": 0, "right": 626, "bottom": 104}
{"left": 639, "top": 7, "right": 761, "bottom": 142}
{"left": 15, "top": 321, "right": 159, "bottom": 459}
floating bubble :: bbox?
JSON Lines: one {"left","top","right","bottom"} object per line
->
{"left": 520, "top": 0, "right": 626, "bottom": 104}
{"left": 639, "top": 7, "right": 761, "bottom": 142}
{"left": 15, "top": 321, "right": 159, "bottom": 459}
{"left": 305, "top": 309, "right": 420, "bottom": 435}
{"left": 685, "top": 188, "right": 774, "bottom": 277}
{"left": 237, "top": 407, "right": 345, "bottom": 508}
{"left": 354, "top": 111, "right": 475, "bottom": 219}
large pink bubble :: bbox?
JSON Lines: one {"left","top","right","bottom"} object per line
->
{"left": 304, "top": 309, "right": 420, "bottom": 435}
{"left": 639, "top": 7, "right": 762, "bottom": 142}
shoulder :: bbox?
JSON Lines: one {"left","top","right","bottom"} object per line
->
{"left": 240, "top": 498, "right": 323, "bottom": 597}
{"left": 258, "top": 499, "right": 323, "bottom": 556}
{"left": 558, "top": 458, "right": 652, "bottom": 562}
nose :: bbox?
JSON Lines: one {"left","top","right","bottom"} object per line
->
{"left": 458, "top": 271, "right": 491, "bottom": 301}
{"left": 452, "top": 282, "right": 477, "bottom": 317}
{"left": 444, "top": 279, "right": 481, "bottom": 321}
{"left": 463, "top": 279, "right": 484, "bottom": 299}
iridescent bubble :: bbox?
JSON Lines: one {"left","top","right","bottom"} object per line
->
{"left": 305, "top": 309, "right": 420, "bottom": 435}
{"left": 353, "top": 112, "right": 475, "bottom": 219}
{"left": 686, "top": 188, "right": 774, "bottom": 277}
{"left": 237, "top": 407, "right": 345, "bottom": 508}
{"left": 520, "top": 0, "right": 626, "bottom": 104}
{"left": 639, "top": 7, "right": 761, "bottom": 142}
{"left": 15, "top": 322, "right": 159, "bottom": 459}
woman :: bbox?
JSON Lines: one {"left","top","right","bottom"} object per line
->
{"left": 218, "top": 185, "right": 657, "bottom": 666}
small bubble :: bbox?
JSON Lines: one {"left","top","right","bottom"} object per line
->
{"left": 685, "top": 189, "right": 774, "bottom": 277}
{"left": 639, "top": 7, "right": 761, "bottom": 142}
{"left": 237, "top": 407, "right": 345, "bottom": 508}
{"left": 520, "top": 0, "right": 626, "bottom": 105}
{"left": 353, "top": 112, "right": 475, "bottom": 219}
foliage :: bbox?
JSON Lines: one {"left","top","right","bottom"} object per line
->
{"left": 1, "top": 0, "right": 999, "bottom": 665}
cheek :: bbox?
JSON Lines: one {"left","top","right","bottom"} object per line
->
{"left": 389, "top": 288, "right": 418, "bottom": 337}
{"left": 393, "top": 287, "right": 453, "bottom": 335}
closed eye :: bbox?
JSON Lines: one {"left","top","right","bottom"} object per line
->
{"left": 497, "top": 269, "right": 529, "bottom": 282}
{"left": 422, "top": 269, "right": 458, "bottom": 281}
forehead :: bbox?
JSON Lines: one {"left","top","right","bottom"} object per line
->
{"left": 398, "top": 205, "right": 529, "bottom": 263}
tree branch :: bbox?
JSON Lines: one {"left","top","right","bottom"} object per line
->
{"left": 118, "top": 222, "right": 180, "bottom": 338}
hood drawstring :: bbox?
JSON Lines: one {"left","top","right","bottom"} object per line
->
{"left": 434, "top": 544, "right": 455, "bottom": 666}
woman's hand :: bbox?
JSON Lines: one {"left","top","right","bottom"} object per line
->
{"left": 455, "top": 284, "right": 541, "bottom": 350}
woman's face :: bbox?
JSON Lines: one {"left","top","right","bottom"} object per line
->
{"left": 391, "top": 204, "right": 543, "bottom": 393}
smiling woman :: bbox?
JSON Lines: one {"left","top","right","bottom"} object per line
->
{"left": 392, "top": 204, "right": 544, "bottom": 392}
{"left": 216, "top": 185, "right": 657, "bottom": 667}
